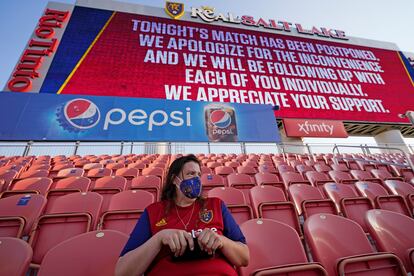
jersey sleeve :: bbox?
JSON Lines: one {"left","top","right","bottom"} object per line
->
{"left": 119, "top": 209, "right": 152, "bottom": 257}
{"left": 221, "top": 201, "right": 246, "bottom": 244}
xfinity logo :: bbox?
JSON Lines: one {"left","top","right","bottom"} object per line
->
{"left": 298, "top": 121, "right": 334, "bottom": 135}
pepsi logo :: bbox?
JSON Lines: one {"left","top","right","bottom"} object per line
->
{"left": 210, "top": 109, "right": 231, "bottom": 128}
{"left": 57, "top": 99, "right": 100, "bottom": 132}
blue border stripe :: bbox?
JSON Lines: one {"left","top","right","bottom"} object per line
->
{"left": 40, "top": 6, "right": 112, "bottom": 93}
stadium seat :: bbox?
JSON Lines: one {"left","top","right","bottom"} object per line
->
{"left": 314, "top": 163, "right": 331, "bottom": 173}
{"left": 370, "top": 169, "right": 403, "bottom": 182}
{"left": 0, "top": 169, "right": 18, "bottom": 192}
{"left": 254, "top": 172, "right": 285, "bottom": 196}
{"left": 350, "top": 170, "right": 382, "bottom": 184}
{"left": 239, "top": 219, "right": 328, "bottom": 276}
{"left": 0, "top": 237, "right": 33, "bottom": 276}
{"left": 0, "top": 194, "right": 46, "bottom": 238}
{"left": 208, "top": 187, "right": 253, "bottom": 224}
{"left": 257, "top": 163, "right": 278, "bottom": 174}
{"left": 355, "top": 181, "right": 412, "bottom": 217}
{"left": 288, "top": 184, "right": 338, "bottom": 219}
{"left": 280, "top": 171, "right": 311, "bottom": 188}
{"left": 1, "top": 177, "right": 52, "bottom": 198}
{"left": 296, "top": 164, "right": 314, "bottom": 177}
{"left": 130, "top": 175, "right": 161, "bottom": 201}
{"left": 45, "top": 176, "right": 91, "bottom": 214}
{"left": 331, "top": 163, "right": 349, "bottom": 172}
{"left": 236, "top": 166, "right": 257, "bottom": 178}
{"left": 249, "top": 185, "right": 302, "bottom": 236}
{"left": 383, "top": 180, "right": 414, "bottom": 211}
{"left": 305, "top": 213, "right": 407, "bottom": 276}
{"left": 15, "top": 169, "right": 49, "bottom": 180}
{"left": 323, "top": 183, "right": 374, "bottom": 232}
{"left": 28, "top": 192, "right": 103, "bottom": 269}
{"left": 37, "top": 230, "right": 128, "bottom": 276}
{"left": 277, "top": 164, "right": 295, "bottom": 174}
{"left": 365, "top": 209, "right": 414, "bottom": 273}
{"left": 115, "top": 167, "right": 139, "bottom": 189}
{"left": 227, "top": 173, "right": 256, "bottom": 204}
{"left": 201, "top": 173, "right": 225, "bottom": 193}
{"left": 142, "top": 167, "right": 164, "bottom": 184}
{"left": 105, "top": 163, "right": 125, "bottom": 173}
{"left": 92, "top": 176, "right": 126, "bottom": 213}
{"left": 98, "top": 190, "right": 154, "bottom": 234}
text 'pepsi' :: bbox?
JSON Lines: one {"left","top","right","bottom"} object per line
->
{"left": 103, "top": 107, "right": 192, "bottom": 131}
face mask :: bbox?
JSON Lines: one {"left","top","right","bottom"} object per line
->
{"left": 178, "top": 176, "right": 202, "bottom": 199}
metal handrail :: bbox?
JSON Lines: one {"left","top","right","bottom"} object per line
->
{"left": 332, "top": 144, "right": 414, "bottom": 172}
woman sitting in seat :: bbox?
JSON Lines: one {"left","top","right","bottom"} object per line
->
{"left": 115, "top": 154, "right": 249, "bottom": 276}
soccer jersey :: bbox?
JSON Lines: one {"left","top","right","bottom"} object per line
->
{"left": 120, "top": 197, "right": 246, "bottom": 276}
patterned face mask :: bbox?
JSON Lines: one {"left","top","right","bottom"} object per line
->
{"left": 179, "top": 176, "right": 202, "bottom": 199}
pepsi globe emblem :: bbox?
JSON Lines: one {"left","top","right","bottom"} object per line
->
{"left": 56, "top": 98, "right": 100, "bottom": 132}
{"left": 204, "top": 104, "right": 238, "bottom": 142}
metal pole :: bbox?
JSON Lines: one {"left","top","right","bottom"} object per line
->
{"left": 207, "top": 142, "right": 211, "bottom": 154}
{"left": 23, "top": 141, "right": 33, "bottom": 156}
{"left": 130, "top": 142, "right": 134, "bottom": 154}
{"left": 306, "top": 143, "right": 312, "bottom": 155}
{"left": 73, "top": 141, "right": 80, "bottom": 155}
{"left": 120, "top": 141, "right": 124, "bottom": 155}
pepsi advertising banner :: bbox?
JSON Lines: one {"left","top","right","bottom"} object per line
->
{"left": 0, "top": 93, "right": 280, "bottom": 142}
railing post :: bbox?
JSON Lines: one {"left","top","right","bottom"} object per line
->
{"left": 130, "top": 142, "right": 134, "bottom": 154}
{"left": 207, "top": 142, "right": 211, "bottom": 154}
{"left": 23, "top": 141, "right": 33, "bottom": 156}
{"left": 73, "top": 141, "right": 80, "bottom": 155}
{"left": 306, "top": 143, "right": 312, "bottom": 155}
{"left": 120, "top": 141, "right": 124, "bottom": 155}
{"left": 240, "top": 142, "right": 246, "bottom": 154}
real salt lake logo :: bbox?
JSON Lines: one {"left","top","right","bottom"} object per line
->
{"left": 56, "top": 99, "right": 100, "bottom": 132}
{"left": 210, "top": 110, "right": 231, "bottom": 128}
{"left": 165, "top": 2, "right": 184, "bottom": 19}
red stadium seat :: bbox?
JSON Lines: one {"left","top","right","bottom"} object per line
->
{"left": 45, "top": 176, "right": 91, "bottom": 214}
{"left": 355, "top": 181, "right": 412, "bottom": 217}
{"left": 98, "top": 190, "right": 154, "bottom": 234}
{"left": 1, "top": 177, "right": 52, "bottom": 198}
{"left": 201, "top": 173, "right": 225, "bottom": 193}
{"left": 236, "top": 166, "right": 257, "bottom": 178}
{"left": 15, "top": 169, "right": 49, "bottom": 180}
{"left": 239, "top": 219, "right": 328, "bottom": 276}
{"left": 28, "top": 192, "right": 103, "bottom": 269}
{"left": 314, "top": 163, "right": 331, "bottom": 173}
{"left": 0, "top": 194, "right": 46, "bottom": 238}
{"left": 370, "top": 169, "right": 403, "bottom": 182}
{"left": 383, "top": 180, "right": 414, "bottom": 211}
{"left": 288, "top": 184, "right": 338, "bottom": 219}
{"left": 0, "top": 237, "right": 33, "bottom": 276}
{"left": 130, "top": 175, "right": 161, "bottom": 201}
{"left": 365, "top": 209, "right": 414, "bottom": 273}
{"left": 257, "top": 163, "right": 278, "bottom": 174}
{"left": 208, "top": 187, "right": 253, "bottom": 224}
{"left": 296, "top": 164, "right": 314, "bottom": 177}
{"left": 142, "top": 167, "right": 164, "bottom": 184}
{"left": 105, "top": 163, "right": 125, "bottom": 173}
{"left": 227, "top": 173, "right": 256, "bottom": 205}
{"left": 249, "top": 185, "right": 302, "bottom": 236}
{"left": 254, "top": 172, "right": 285, "bottom": 195}
{"left": 350, "top": 170, "right": 382, "bottom": 184}
{"left": 305, "top": 213, "right": 407, "bottom": 276}
{"left": 280, "top": 171, "right": 311, "bottom": 188}
{"left": 277, "top": 164, "right": 295, "bottom": 174}
{"left": 92, "top": 176, "right": 126, "bottom": 213}
{"left": 323, "top": 183, "right": 374, "bottom": 232}
{"left": 37, "top": 230, "right": 128, "bottom": 276}
{"left": 115, "top": 167, "right": 139, "bottom": 189}
{"left": 0, "top": 169, "right": 18, "bottom": 192}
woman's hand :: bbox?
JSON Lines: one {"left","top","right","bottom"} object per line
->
{"left": 196, "top": 228, "right": 224, "bottom": 255}
{"left": 156, "top": 229, "right": 194, "bottom": 257}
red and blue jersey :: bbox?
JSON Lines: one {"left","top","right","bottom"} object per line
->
{"left": 120, "top": 197, "right": 246, "bottom": 276}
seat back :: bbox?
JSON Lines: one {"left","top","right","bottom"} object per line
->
{"left": 7, "top": 177, "right": 52, "bottom": 195}
{"left": 0, "top": 237, "right": 33, "bottom": 276}
{"left": 29, "top": 192, "right": 103, "bottom": 266}
{"left": 37, "top": 230, "right": 128, "bottom": 276}
{"left": 305, "top": 213, "right": 405, "bottom": 276}
{"left": 249, "top": 185, "right": 286, "bottom": 217}
{"left": 384, "top": 180, "right": 414, "bottom": 196}
{"left": 208, "top": 187, "right": 246, "bottom": 205}
{"left": 366, "top": 209, "right": 414, "bottom": 273}
{"left": 99, "top": 190, "right": 154, "bottom": 234}
{"left": 0, "top": 194, "right": 46, "bottom": 237}
{"left": 239, "top": 219, "right": 324, "bottom": 276}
